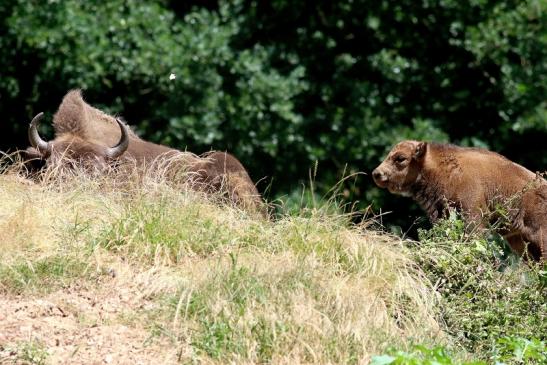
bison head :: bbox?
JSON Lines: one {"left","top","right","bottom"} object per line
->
{"left": 372, "top": 140, "right": 426, "bottom": 196}
{"left": 26, "top": 112, "right": 129, "bottom": 168}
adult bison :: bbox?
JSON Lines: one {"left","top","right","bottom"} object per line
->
{"left": 372, "top": 140, "right": 546, "bottom": 260}
{"left": 27, "top": 90, "right": 266, "bottom": 216}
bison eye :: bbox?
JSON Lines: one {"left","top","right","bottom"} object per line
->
{"left": 394, "top": 155, "right": 407, "bottom": 164}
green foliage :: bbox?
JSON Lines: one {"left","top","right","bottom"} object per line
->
{"left": 15, "top": 340, "right": 49, "bottom": 365}
{"left": 411, "top": 215, "right": 547, "bottom": 356}
{"left": 494, "top": 337, "right": 546, "bottom": 364}
{"left": 464, "top": 0, "right": 546, "bottom": 134}
{"left": 371, "top": 345, "right": 485, "bottom": 365}
{"left": 0, "top": 0, "right": 545, "bottom": 228}
{"left": 371, "top": 337, "right": 547, "bottom": 365}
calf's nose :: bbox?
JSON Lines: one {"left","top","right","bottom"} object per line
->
{"left": 372, "top": 169, "right": 383, "bottom": 182}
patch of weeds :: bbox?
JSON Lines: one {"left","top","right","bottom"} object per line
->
{"left": 278, "top": 217, "right": 351, "bottom": 264}
{"left": 323, "top": 333, "right": 362, "bottom": 365}
{"left": 174, "top": 288, "right": 209, "bottom": 319}
{"left": 250, "top": 316, "right": 284, "bottom": 362}
{"left": 176, "top": 293, "right": 291, "bottom": 362}
{"left": 191, "top": 315, "right": 246, "bottom": 360}
{"left": 0, "top": 254, "right": 89, "bottom": 294}
{"left": 493, "top": 337, "right": 546, "bottom": 365}
{"left": 371, "top": 344, "right": 484, "bottom": 364}
{"left": 59, "top": 214, "right": 93, "bottom": 242}
{"left": 172, "top": 257, "right": 302, "bottom": 362}
{"left": 371, "top": 337, "right": 546, "bottom": 365}
{"left": 410, "top": 214, "right": 547, "bottom": 356}
{"left": 16, "top": 339, "right": 49, "bottom": 365}
{"left": 96, "top": 199, "right": 232, "bottom": 263}
{"left": 221, "top": 256, "right": 268, "bottom": 314}
{"left": 275, "top": 215, "right": 385, "bottom": 277}
{"left": 171, "top": 256, "right": 269, "bottom": 320}
{"left": 144, "top": 323, "right": 178, "bottom": 347}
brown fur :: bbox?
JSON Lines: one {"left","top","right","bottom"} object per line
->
{"left": 191, "top": 151, "right": 265, "bottom": 215}
{"left": 29, "top": 90, "right": 266, "bottom": 216}
{"left": 25, "top": 138, "right": 116, "bottom": 170}
{"left": 372, "top": 140, "right": 547, "bottom": 260}
{"left": 53, "top": 89, "right": 138, "bottom": 141}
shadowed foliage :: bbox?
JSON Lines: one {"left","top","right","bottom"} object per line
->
{"left": 0, "top": 0, "right": 544, "bottom": 231}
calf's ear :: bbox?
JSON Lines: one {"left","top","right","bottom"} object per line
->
{"left": 413, "top": 142, "right": 426, "bottom": 160}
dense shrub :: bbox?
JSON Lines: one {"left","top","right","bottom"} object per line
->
{"left": 409, "top": 214, "right": 546, "bottom": 356}
{"left": 371, "top": 337, "right": 546, "bottom": 365}
{"left": 0, "top": 0, "right": 545, "bottom": 229}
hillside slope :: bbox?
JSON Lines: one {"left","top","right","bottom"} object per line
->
{"left": 0, "top": 163, "right": 445, "bottom": 364}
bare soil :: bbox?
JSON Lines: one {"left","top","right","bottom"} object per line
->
{"left": 0, "top": 278, "right": 179, "bottom": 364}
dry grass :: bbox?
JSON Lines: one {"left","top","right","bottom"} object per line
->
{"left": 0, "top": 156, "right": 447, "bottom": 364}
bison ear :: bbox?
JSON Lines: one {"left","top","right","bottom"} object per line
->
{"left": 413, "top": 142, "right": 426, "bottom": 160}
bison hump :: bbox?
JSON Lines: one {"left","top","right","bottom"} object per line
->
{"left": 52, "top": 89, "right": 137, "bottom": 145}
{"left": 53, "top": 89, "right": 92, "bottom": 137}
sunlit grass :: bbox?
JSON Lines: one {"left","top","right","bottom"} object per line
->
{"left": 0, "top": 156, "right": 446, "bottom": 363}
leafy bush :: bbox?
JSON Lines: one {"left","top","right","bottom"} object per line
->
{"left": 494, "top": 337, "right": 546, "bottom": 364}
{"left": 371, "top": 337, "right": 546, "bottom": 365}
{"left": 410, "top": 214, "right": 546, "bottom": 356}
{"left": 371, "top": 345, "right": 484, "bottom": 365}
{"left": 1, "top": 1, "right": 545, "bottom": 232}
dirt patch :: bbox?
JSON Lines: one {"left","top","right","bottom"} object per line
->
{"left": 0, "top": 279, "right": 180, "bottom": 364}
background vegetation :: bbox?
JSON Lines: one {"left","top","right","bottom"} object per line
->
{"left": 0, "top": 0, "right": 545, "bottom": 228}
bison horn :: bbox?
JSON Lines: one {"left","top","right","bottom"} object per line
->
{"left": 28, "top": 112, "right": 52, "bottom": 158}
{"left": 105, "top": 118, "right": 130, "bottom": 159}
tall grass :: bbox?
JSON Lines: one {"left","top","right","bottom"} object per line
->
{"left": 0, "top": 157, "right": 446, "bottom": 363}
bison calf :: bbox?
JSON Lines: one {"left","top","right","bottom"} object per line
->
{"left": 372, "top": 140, "right": 546, "bottom": 260}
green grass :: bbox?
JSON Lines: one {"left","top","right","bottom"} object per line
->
{"left": 0, "top": 254, "right": 89, "bottom": 295}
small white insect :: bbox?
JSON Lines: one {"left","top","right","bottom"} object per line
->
{"left": 169, "top": 73, "right": 176, "bottom": 80}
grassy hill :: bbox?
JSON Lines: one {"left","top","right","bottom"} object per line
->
{"left": 0, "top": 159, "right": 544, "bottom": 364}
